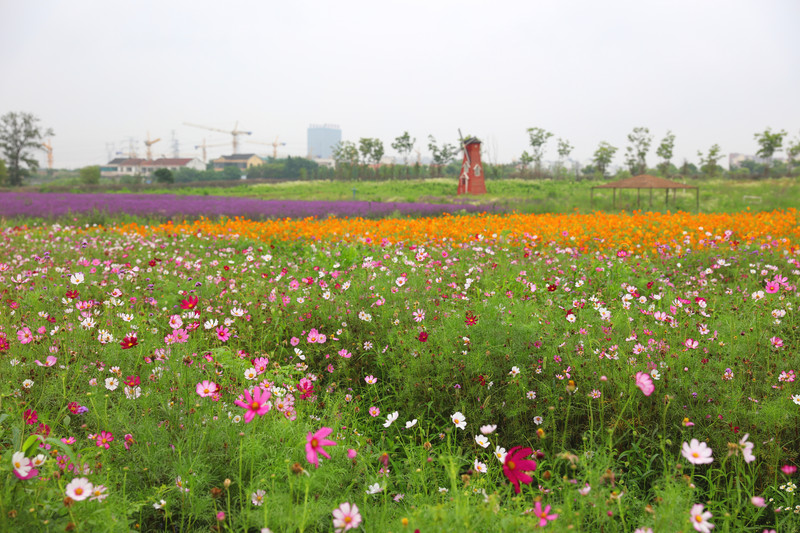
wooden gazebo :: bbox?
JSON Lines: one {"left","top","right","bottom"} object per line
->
{"left": 591, "top": 174, "right": 699, "bottom": 211}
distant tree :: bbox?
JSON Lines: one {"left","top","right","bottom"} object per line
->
{"left": 592, "top": 141, "right": 618, "bottom": 178}
{"left": 221, "top": 166, "right": 242, "bottom": 181}
{"left": 0, "top": 159, "right": 7, "bottom": 186}
{"left": 0, "top": 112, "right": 54, "bottom": 186}
{"left": 79, "top": 165, "right": 100, "bottom": 185}
{"left": 519, "top": 151, "right": 533, "bottom": 177}
{"left": 391, "top": 131, "right": 415, "bottom": 165}
{"left": 154, "top": 168, "right": 174, "bottom": 183}
{"left": 556, "top": 138, "right": 573, "bottom": 178}
{"left": 526, "top": 127, "right": 553, "bottom": 172}
{"left": 332, "top": 141, "right": 359, "bottom": 166}
{"left": 624, "top": 127, "right": 653, "bottom": 175}
{"left": 754, "top": 127, "right": 788, "bottom": 176}
{"left": 358, "top": 138, "right": 384, "bottom": 166}
{"left": 427, "top": 136, "right": 458, "bottom": 176}
{"left": 698, "top": 144, "right": 723, "bottom": 178}
{"left": 655, "top": 131, "right": 676, "bottom": 177}
{"left": 787, "top": 133, "right": 800, "bottom": 174}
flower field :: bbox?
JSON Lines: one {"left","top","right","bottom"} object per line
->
{"left": 1, "top": 209, "right": 799, "bottom": 532}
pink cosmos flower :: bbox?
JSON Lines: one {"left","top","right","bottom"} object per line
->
{"left": 35, "top": 355, "right": 57, "bottom": 367}
{"left": 17, "top": 327, "right": 33, "bottom": 344}
{"left": 23, "top": 409, "right": 37, "bottom": 425}
{"left": 682, "top": 439, "right": 713, "bottom": 465}
{"left": 196, "top": 380, "right": 217, "bottom": 398}
{"left": 503, "top": 446, "right": 537, "bottom": 494}
{"left": 765, "top": 281, "right": 780, "bottom": 294}
{"left": 684, "top": 338, "right": 699, "bottom": 349}
{"left": 332, "top": 502, "right": 362, "bottom": 532}
{"left": 690, "top": 503, "right": 714, "bottom": 533}
{"left": 216, "top": 326, "right": 231, "bottom": 342}
{"left": 781, "top": 464, "right": 797, "bottom": 475}
{"left": 531, "top": 500, "right": 558, "bottom": 527}
{"left": 369, "top": 406, "right": 380, "bottom": 417}
{"left": 95, "top": 431, "right": 114, "bottom": 449}
{"left": 234, "top": 387, "right": 272, "bottom": 423}
{"left": 635, "top": 372, "right": 655, "bottom": 396}
{"left": 771, "top": 337, "right": 784, "bottom": 349}
{"left": 306, "top": 427, "right": 336, "bottom": 468}
{"left": 65, "top": 477, "right": 93, "bottom": 501}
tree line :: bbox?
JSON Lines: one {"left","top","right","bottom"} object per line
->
{"left": 2, "top": 111, "right": 800, "bottom": 187}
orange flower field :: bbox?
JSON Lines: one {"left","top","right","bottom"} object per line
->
{"left": 111, "top": 209, "right": 800, "bottom": 254}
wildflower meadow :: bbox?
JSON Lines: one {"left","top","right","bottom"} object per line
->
{"left": 1, "top": 208, "right": 799, "bottom": 532}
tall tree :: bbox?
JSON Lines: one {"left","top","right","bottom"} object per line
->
{"left": 623, "top": 127, "right": 653, "bottom": 175}
{"left": 526, "top": 127, "right": 553, "bottom": 172}
{"left": 556, "top": 138, "right": 573, "bottom": 178}
{"left": 754, "top": 127, "right": 787, "bottom": 175}
{"left": 153, "top": 168, "right": 174, "bottom": 184}
{"left": 519, "top": 151, "right": 533, "bottom": 176}
{"left": 427, "top": 136, "right": 457, "bottom": 176}
{"left": 787, "top": 133, "right": 800, "bottom": 174}
{"left": 655, "top": 131, "right": 676, "bottom": 177}
{"left": 698, "top": 144, "right": 723, "bottom": 178}
{"left": 0, "top": 159, "right": 7, "bottom": 186}
{"left": 358, "top": 138, "right": 384, "bottom": 166}
{"left": 593, "top": 141, "right": 618, "bottom": 178}
{"left": 332, "top": 141, "right": 359, "bottom": 166}
{"left": 0, "top": 112, "right": 54, "bottom": 186}
{"left": 391, "top": 131, "right": 415, "bottom": 165}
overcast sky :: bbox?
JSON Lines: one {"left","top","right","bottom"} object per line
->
{"left": 2, "top": 0, "right": 798, "bottom": 170}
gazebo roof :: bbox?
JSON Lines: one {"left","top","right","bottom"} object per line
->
{"left": 593, "top": 174, "right": 697, "bottom": 189}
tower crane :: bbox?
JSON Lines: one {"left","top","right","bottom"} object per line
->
{"left": 245, "top": 136, "right": 286, "bottom": 159}
{"left": 184, "top": 121, "right": 252, "bottom": 154}
{"left": 144, "top": 132, "right": 161, "bottom": 161}
{"left": 194, "top": 138, "right": 230, "bottom": 164}
{"left": 41, "top": 139, "right": 54, "bottom": 171}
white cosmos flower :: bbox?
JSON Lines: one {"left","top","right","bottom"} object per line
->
{"left": 405, "top": 419, "right": 417, "bottom": 429}
{"left": 475, "top": 435, "right": 490, "bottom": 448}
{"left": 383, "top": 411, "right": 399, "bottom": 428}
{"left": 70, "top": 272, "right": 84, "bottom": 285}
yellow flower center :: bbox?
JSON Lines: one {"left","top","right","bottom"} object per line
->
{"left": 311, "top": 438, "right": 318, "bottom": 448}
{"left": 344, "top": 516, "right": 352, "bottom": 524}
{"left": 75, "top": 488, "right": 84, "bottom": 495}
{"left": 250, "top": 401, "right": 260, "bottom": 409}
{"left": 507, "top": 460, "right": 516, "bottom": 470}
{"left": 692, "top": 452, "right": 699, "bottom": 458}
{"left": 695, "top": 514, "right": 703, "bottom": 522}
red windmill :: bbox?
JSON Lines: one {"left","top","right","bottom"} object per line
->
{"left": 457, "top": 131, "right": 486, "bottom": 195}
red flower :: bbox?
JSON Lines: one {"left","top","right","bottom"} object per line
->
{"left": 120, "top": 336, "right": 138, "bottom": 349}
{"left": 180, "top": 296, "right": 199, "bottom": 310}
{"left": 67, "top": 402, "right": 80, "bottom": 414}
{"left": 23, "top": 409, "right": 37, "bottom": 425}
{"left": 35, "top": 423, "right": 50, "bottom": 438}
{"left": 465, "top": 311, "right": 478, "bottom": 326}
{"left": 65, "top": 290, "right": 79, "bottom": 299}
{"left": 418, "top": 331, "right": 428, "bottom": 342}
{"left": 124, "top": 375, "right": 141, "bottom": 387}
{"left": 503, "top": 446, "right": 537, "bottom": 494}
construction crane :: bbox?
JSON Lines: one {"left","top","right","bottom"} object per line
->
{"left": 144, "top": 132, "right": 161, "bottom": 161}
{"left": 183, "top": 121, "right": 252, "bottom": 154}
{"left": 41, "top": 139, "right": 53, "bottom": 171}
{"left": 245, "top": 136, "right": 286, "bottom": 159}
{"left": 194, "top": 138, "right": 230, "bottom": 164}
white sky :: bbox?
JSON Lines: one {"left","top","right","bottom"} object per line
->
{"left": 1, "top": 0, "right": 798, "bottom": 170}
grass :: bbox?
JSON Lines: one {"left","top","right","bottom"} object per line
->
{"left": 0, "top": 211, "right": 798, "bottom": 532}
{"left": 21, "top": 176, "right": 797, "bottom": 215}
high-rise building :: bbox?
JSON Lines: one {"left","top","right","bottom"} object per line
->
{"left": 307, "top": 124, "right": 342, "bottom": 159}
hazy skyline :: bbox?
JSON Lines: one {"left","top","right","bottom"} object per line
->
{"left": 2, "top": 0, "right": 799, "bottom": 171}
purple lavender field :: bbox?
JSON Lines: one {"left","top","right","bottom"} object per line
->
{"left": 0, "top": 192, "right": 490, "bottom": 220}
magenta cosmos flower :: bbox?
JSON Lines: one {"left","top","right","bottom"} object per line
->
{"left": 635, "top": 372, "right": 655, "bottom": 396}
{"left": 306, "top": 427, "right": 336, "bottom": 468}
{"left": 234, "top": 387, "right": 272, "bottom": 423}
{"left": 503, "top": 446, "right": 537, "bottom": 494}
{"left": 531, "top": 500, "right": 558, "bottom": 527}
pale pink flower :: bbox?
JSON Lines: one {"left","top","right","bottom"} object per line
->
{"left": 682, "top": 439, "right": 713, "bottom": 465}
{"left": 332, "top": 502, "right": 362, "bottom": 532}
{"left": 635, "top": 372, "right": 655, "bottom": 396}
{"left": 196, "top": 380, "right": 217, "bottom": 398}
{"left": 689, "top": 503, "right": 714, "bottom": 533}
{"left": 65, "top": 477, "right": 94, "bottom": 501}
